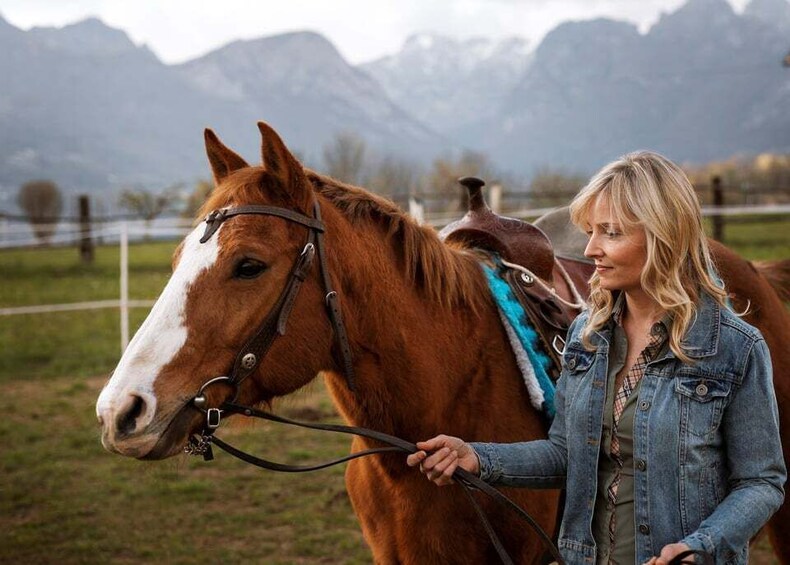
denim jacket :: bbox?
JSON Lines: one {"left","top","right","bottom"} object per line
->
{"left": 472, "top": 292, "right": 786, "bottom": 564}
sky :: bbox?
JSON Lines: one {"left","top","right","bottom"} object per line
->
{"left": 0, "top": 0, "right": 751, "bottom": 65}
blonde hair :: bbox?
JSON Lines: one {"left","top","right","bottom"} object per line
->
{"left": 569, "top": 151, "right": 728, "bottom": 363}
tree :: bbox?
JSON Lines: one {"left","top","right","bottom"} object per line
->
{"left": 323, "top": 132, "right": 368, "bottom": 185}
{"left": 17, "top": 179, "right": 63, "bottom": 244}
{"left": 181, "top": 179, "right": 213, "bottom": 219}
{"left": 368, "top": 156, "right": 420, "bottom": 198}
{"left": 119, "top": 184, "right": 181, "bottom": 222}
{"left": 528, "top": 168, "right": 587, "bottom": 207}
{"left": 428, "top": 150, "right": 493, "bottom": 212}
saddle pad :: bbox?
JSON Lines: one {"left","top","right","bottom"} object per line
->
{"left": 483, "top": 262, "right": 556, "bottom": 419}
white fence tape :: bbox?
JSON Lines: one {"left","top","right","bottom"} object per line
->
{"left": 1, "top": 204, "right": 787, "bottom": 354}
{"left": 0, "top": 299, "right": 154, "bottom": 316}
{"left": 422, "top": 203, "right": 790, "bottom": 228}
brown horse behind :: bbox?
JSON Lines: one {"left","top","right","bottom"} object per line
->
{"left": 96, "top": 123, "right": 790, "bottom": 564}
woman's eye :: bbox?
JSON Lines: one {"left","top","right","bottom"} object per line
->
{"left": 234, "top": 259, "right": 267, "bottom": 280}
{"left": 606, "top": 231, "right": 621, "bottom": 238}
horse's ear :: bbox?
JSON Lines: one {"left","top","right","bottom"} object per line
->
{"left": 204, "top": 128, "right": 249, "bottom": 184}
{"left": 257, "top": 121, "right": 311, "bottom": 209}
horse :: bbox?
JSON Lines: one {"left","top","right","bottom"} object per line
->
{"left": 96, "top": 122, "right": 790, "bottom": 564}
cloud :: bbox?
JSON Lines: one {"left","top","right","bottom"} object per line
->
{"left": 0, "top": 0, "right": 751, "bottom": 65}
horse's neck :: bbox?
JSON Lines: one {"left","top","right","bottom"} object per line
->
{"left": 323, "top": 211, "right": 540, "bottom": 443}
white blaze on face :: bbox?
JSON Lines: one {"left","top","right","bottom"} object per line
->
{"left": 96, "top": 223, "right": 222, "bottom": 433}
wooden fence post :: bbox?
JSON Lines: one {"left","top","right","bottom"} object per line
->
{"left": 120, "top": 221, "right": 129, "bottom": 353}
{"left": 408, "top": 196, "right": 425, "bottom": 224}
{"left": 711, "top": 176, "right": 724, "bottom": 242}
{"left": 490, "top": 183, "right": 502, "bottom": 214}
{"left": 78, "top": 195, "right": 94, "bottom": 264}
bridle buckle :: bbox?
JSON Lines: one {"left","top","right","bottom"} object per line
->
{"left": 207, "top": 408, "right": 222, "bottom": 429}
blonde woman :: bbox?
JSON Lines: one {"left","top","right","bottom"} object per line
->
{"left": 408, "top": 152, "right": 785, "bottom": 564}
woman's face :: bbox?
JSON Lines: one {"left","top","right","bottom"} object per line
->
{"left": 583, "top": 194, "right": 648, "bottom": 294}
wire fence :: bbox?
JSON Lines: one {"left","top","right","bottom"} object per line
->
{"left": 1, "top": 191, "right": 788, "bottom": 367}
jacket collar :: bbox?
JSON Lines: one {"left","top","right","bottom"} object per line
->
{"left": 677, "top": 291, "right": 721, "bottom": 359}
{"left": 593, "top": 290, "right": 721, "bottom": 359}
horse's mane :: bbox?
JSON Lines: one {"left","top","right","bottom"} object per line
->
{"left": 198, "top": 167, "right": 487, "bottom": 312}
{"left": 307, "top": 171, "right": 487, "bottom": 311}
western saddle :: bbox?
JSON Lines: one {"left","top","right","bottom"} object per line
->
{"left": 439, "top": 177, "right": 594, "bottom": 377}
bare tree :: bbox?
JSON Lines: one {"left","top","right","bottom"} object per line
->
{"left": 528, "top": 168, "right": 587, "bottom": 207}
{"left": 684, "top": 153, "right": 790, "bottom": 205}
{"left": 181, "top": 179, "right": 213, "bottom": 219}
{"left": 17, "top": 179, "right": 63, "bottom": 244}
{"left": 323, "top": 132, "right": 368, "bottom": 185}
{"left": 119, "top": 184, "right": 181, "bottom": 222}
{"left": 429, "top": 150, "right": 493, "bottom": 212}
{"left": 368, "top": 156, "right": 420, "bottom": 198}
{"left": 119, "top": 184, "right": 182, "bottom": 240}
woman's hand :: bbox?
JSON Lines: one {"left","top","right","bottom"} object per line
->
{"left": 406, "top": 435, "right": 480, "bottom": 486}
{"left": 643, "top": 542, "right": 692, "bottom": 565}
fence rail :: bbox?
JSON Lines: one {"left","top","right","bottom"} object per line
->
{"left": 0, "top": 299, "right": 154, "bottom": 316}
{"left": 1, "top": 196, "right": 787, "bottom": 359}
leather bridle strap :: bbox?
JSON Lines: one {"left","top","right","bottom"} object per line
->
{"left": 197, "top": 201, "right": 356, "bottom": 393}
{"left": 200, "top": 205, "right": 324, "bottom": 244}
{"left": 227, "top": 231, "right": 317, "bottom": 389}
{"left": 313, "top": 202, "right": 356, "bottom": 389}
{"left": 211, "top": 402, "right": 565, "bottom": 565}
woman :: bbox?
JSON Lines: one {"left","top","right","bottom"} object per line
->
{"left": 407, "top": 151, "right": 785, "bottom": 564}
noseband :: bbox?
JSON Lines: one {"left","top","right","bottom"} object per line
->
{"left": 187, "top": 200, "right": 356, "bottom": 446}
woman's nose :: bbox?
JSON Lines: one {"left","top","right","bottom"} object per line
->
{"left": 584, "top": 235, "right": 600, "bottom": 259}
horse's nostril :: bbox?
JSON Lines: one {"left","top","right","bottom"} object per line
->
{"left": 117, "top": 394, "right": 146, "bottom": 437}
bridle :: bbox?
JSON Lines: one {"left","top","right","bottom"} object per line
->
{"left": 186, "top": 200, "right": 356, "bottom": 445}
{"left": 179, "top": 198, "right": 709, "bottom": 565}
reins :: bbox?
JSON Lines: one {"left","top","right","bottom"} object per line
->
{"left": 198, "top": 402, "right": 564, "bottom": 565}
{"left": 193, "top": 406, "right": 710, "bottom": 565}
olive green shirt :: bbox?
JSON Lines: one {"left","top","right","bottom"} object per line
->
{"left": 593, "top": 301, "right": 670, "bottom": 565}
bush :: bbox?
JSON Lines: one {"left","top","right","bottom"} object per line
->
{"left": 17, "top": 179, "right": 63, "bottom": 244}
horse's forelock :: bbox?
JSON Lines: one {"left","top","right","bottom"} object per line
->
{"left": 197, "top": 167, "right": 307, "bottom": 221}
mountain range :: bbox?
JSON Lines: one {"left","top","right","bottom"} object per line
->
{"left": 0, "top": 0, "right": 788, "bottom": 211}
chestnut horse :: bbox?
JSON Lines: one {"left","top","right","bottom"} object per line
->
{"left": 96, "top": 122, "right": 790, "bottom": 564}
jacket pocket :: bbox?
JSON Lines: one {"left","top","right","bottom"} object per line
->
{"left": 674, "top": 376, "right": 732, "bottom": 437}
{"left": 561, "top": 346, "right": 595, "bottom": 406}
{"left": 562, "top": 345, "right": 594, "bottom": 373}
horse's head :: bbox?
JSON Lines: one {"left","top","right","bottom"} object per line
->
{"left": 96, "top": 122, "right": 338, "bottom": 459}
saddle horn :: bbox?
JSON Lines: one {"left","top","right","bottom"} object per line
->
{"left": 439, "top": 177, "right": 556, "bottom": 283}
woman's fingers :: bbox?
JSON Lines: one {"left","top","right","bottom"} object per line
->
{"left": 434, "top": 453, "right": 459, "bottom": 485}
{"left": 407, "top": 435, "right": 472, "bottom": 486}
{"left": 423, "top": 447, "right": 452, "bottom": 470}
{"left": 406, "top": 450, "right": 427, "bottom": 467}
{"left": 431, "top": 449, "right": 457, "bottom": 475}
{"left": 415, "top": 435, "right": 454, "bottom": 452}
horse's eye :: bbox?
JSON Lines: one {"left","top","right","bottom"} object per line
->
{"left": 234, "top": 259, "right": 267, "bottom": 280}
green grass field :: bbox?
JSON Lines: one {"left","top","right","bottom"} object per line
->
{"left": 1, "top": 216, "right": 787, "bottom": 564}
